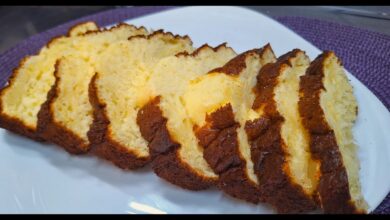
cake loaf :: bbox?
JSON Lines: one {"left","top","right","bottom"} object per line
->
{"left": 88, "top": 31, "right": 194, "bottom": 169}
{"left": 0, "top": 21, "right": 99, "bottom": 141}
{"left": 137, "top": 44, "right": 237, "bottom": 190}
{"left": 298, "top": 51, "right": 368, "bottom": 213}
{"left": 36, "top": 23, "right": 149, "bottom": 154}
{"left": 180, "top": 44, "right": 276, "bottom": 200}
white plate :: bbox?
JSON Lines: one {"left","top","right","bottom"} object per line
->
{"left": 0, "top": 6, "right": 389, "bottom": 214}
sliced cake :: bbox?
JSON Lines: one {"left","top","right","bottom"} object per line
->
{"left": 298, "top": 51, "right": 368, "bottom": 213}
{"left": 0, "top": 21, "right": 98, "bottom": 140}
{"left": 88, "top": 31, "right": 194, "bottom": 169}
{"left": 36, "top": 24, "right": 149, "bottom": 154}
{"left": 243, "top": 49, "right": 319, "bottom": 213}
{"left": 168, "top": 44, "right": 276, "bottom": 199}
{"left": 137, "top": 44, "right": 237, "bottom": 190}
{"left": 0, "top": 22, "right": 148, "bottom": 142}
{"left": 37, "top": 56, "right": 96, "bottom": 154}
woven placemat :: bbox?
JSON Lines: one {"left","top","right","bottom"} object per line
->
{"left": 0, "top": 6, "right": 388, "bottom": 214}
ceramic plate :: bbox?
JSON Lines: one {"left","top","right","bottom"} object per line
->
{"left": 0, "top": 6, "right": 389, "bottom": 214}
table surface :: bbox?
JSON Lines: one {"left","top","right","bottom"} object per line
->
{"left": 0, "top": 6, "right": 389, "bottom": 54}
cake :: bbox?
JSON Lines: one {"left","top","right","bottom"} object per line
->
{"left": 0, "top": 22, "right": 148, "bottom": 144}
{"left": 0, "top": 17, "right": 368, "bottom": 214}
{"left": 0, "top": 21, "right": 98, "bottom": 141}
{"left": 36, "top": 23, "right": 149, "bottom": 154}
{"left": 242, "top": 49, "right": 321, "bottom": 213}
{"left": 137, "top": 44, "right": 237, "bottom": 190}
{"left": 176, "top": 44, "right": 276, "bottom": 200}
{"left": 298, "top": 51, "right": 368, "bottom": 213}
{"left": 88, "top": 31, "right": 194, "bottom": 169}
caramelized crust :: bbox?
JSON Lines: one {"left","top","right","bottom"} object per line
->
{"left": 37, "top": 61, "right": 88, "bottom": 154}
{"left": 196, "top": 104, "right": 262, "bottom": 203}
{"left": 0, "top": 57, "right": 45, "bottom": 141}
{"left": 245, "top": 50, "right": 318, "bottom": 213}
{"left": 136, "top": 44, "right": 237, "bottom": 190}
{"left": 0, "top": 22, "right": 100, "bottom": 141}
{"left": 194, "top": 46, "right": 276, "bottom": 203}
{"left": 138, "top": 97, "right": 215, "bottom": 190}
{"left": 299, "top": 52, "right": 363, "bottom": 213}
{"left": 35, "top": 23, "right": 148, "bottom": 154}
{"left": 88, "top": 74, "right": 150, "bottom": 169}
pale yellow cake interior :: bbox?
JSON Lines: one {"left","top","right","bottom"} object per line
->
{"left": 0, "top": 23, "right": 148, "bottom": 131}
{"left": 94, "top": 33, "right": 194, "bottom": 158}
{"left": 182, "top": 47, "right": 276, "bottom": 184}
{"left": 320, "top": 53, "right": 368, "bottom": 212}
{"left": 149, "top": 45, "right": 237, "bottom": 178}
{"left": 274, "top": 51, "right": 319, "bottom": 196}
{"left": 47, "top": 25, "right": 149, "bottom": 147}
{"left": 51, "top": 56, "right": 95, "bottom": 146}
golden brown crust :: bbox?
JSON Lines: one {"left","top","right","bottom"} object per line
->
{"left": 0, "top": 21, "right": 102, "bottom": 141}
{"left": 137, "top": 97, "right": 215, "bottom": 190}
{"left": 245, "top": 49, "right": 318, "bottom": 213}
{"left": 47, "top": 23, "right": 147, "bottom": 49}
{"left": 36, "top": 60, "right": 89, "bottom": 154}
{"left": 298, "top": 51, "right": 361, "bottom": 214}
{"left": 46, "top": 36, "right": 68, "bottom": 49}
{"left": 37, "top": 22, "right": 149, "bottom": 153}
{"left": 88, "top": 74, "right": 150, "bottom": 169}
{"left": 175, "top": 43, "right": 230, "bottom": 58}
{"left": 66, "top": 21, "right": 98, "bottom": 37}
{"left": 195, "top": 104, "right": 262, "bottom": 203}
{"left": 87, "top": 22, "right": 147, "bottom": 37}
{"left": 47, "top": 22, "right": 95, "bottom": 49}
{"left": 0, "top": 111, "right": 44, "bottom": 141}
{"left": 0, "top": 57, "right": 44, "bottom": 141}
{"left": 128, "top": 29, "right": 191, "bottom": 44}
{"left": 85, "top": 29, "right": 188, "bottom": 169}
{"left": 209, "top": 43, "right": 273, "bottom": 75}
{"left": 193, "top": 46, "right": 277, "bottom": 203}
{"left": 153, "top": 151, "right": 215, "bottom": 190}
{"left": 135, "top": 44, "right": 240, "bottom": 190}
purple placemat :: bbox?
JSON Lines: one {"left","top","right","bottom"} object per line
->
{"left": 0, "top": 6, "right": 388, "bottom": 214}
{"left": 276, "top": 16, "right": 390, "bottom": 112}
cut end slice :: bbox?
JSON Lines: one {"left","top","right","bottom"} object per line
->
{"left": 299, "top": 51, "right": 368, "bottom": 213}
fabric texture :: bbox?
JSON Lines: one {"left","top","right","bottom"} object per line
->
{"left": 0, "top": 6, "right": 388, "bottom": 214}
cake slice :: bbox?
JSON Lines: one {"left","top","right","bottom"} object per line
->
{"left": 37, "top": 56, "right": 96, "bottom": 154}
{"left": 172, "top": 45, "right": 276, "bottom": 199}
{"left": 88, "top": 31, "right": 194, "bottom": 169}
{"left": 36, "top": 24, "right": 149, "bottom": 154}
{"left": 299, "top": 51, "right": 368, "bottom": 213}
{"left": 137, "top": 44, "right": 237, "bottom": 190}
{"left": 0, "top": 21, "right": 98, "bottom": 140}
{"left": 0, "top": 22, "right": 148, "bottom": 142}
{"left": 243, "top": 49, "right": 319, "bottom": 213}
